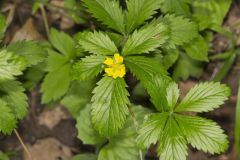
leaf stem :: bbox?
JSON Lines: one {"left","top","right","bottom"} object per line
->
{"left": 14, "top": 129, "right": 33, "bottom": 160}
{"left": 40, "top": 4, "right": 50, "bottom": 38}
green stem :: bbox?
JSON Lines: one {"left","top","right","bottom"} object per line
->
{"left": 235, "top": 81, "right": 240, "bottom": 158}
{"left": 40, "top": 4, "right": 50, "bottom": 38}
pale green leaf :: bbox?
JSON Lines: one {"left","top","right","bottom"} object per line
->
{"left": 176, "top": 115, "right": 229, "bottom": 154}
{"left": 166, "top": 82, "right": 179, "bottom": 109}
{"left": 99, "top": 105, "right": 150, "bottom": 160}
{"left": 61, "top": 81, "right": 95, "bottom": 118}
{"left": 72, "top": 55, "right": 105, "bottom": 80}
{"left": 0, "top": 50, "right": 27, "bottom": 80}
{"left": 183, "top": 35, "right": 208, "bottom": 61}
{"left": 125, "top": 56, "right": 171, "bottom": 111}
{"left": 159, "top": 0, "right": 190, "bottom": 16}
{"left": 136, "top": 112, "right": 169, "bottom": 148}
{"left": 162, "top": 14, "right": 198, "bottom": 48}
{"left": 175, "top": 82, "right": 231, "bottom": 113}
{"left": 173, "top": 53, "right": 203, "bottom": 81}
{"left": 76, "top": 105, "right": 105, "bottom": 145}
{"left": 122, "top": 22, "right": 168, "bottom": 56}
{"left": 6, "top": 41, "right": 47, "bottom": 65}
{"left": 157, "top": 116, "right": 188, "bottom": 160}
{"left": 91, "top": 76, "right": 129, "bottom": 136}
{"left": 125, "top": 0, "right": 161, "bottom": 33}
{"left": 0, "top": 99, "right": 16, "bottom": 135}
{"left": 83, "top": 0, "right": 125, "bottom": 34}
{"left": 41, "top": 64, "right": 71, "bottom": 103}
{"left": 78, "top": 31, "right": 118, "bottom": 55}
{"left": 0, "top": 80, "right": 28, "bottom": 119}
{"left": 49, "top": 28, "right": 75, "bottom": 58}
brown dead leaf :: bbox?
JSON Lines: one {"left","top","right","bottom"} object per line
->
{"left": 23, "top": 138, "right": 72, "bottom": 160}
{"left": 38, "top": 106, "right": 70, "bottom": 130}
{"left": 11, "top": 18, "right": 44, "bottom": 42}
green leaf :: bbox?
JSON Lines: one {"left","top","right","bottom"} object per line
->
{"left": 136, "top": 112, "right": 169, "bottom": 148}
{"left": 157, "top": 116, "right": 188, "bottom": 160}
{"left": 235, "top": 81, "right": 240, "bottom": 154}
{"left": 46, "top": 49, "right": 69, "bottom": 72}
{"left": 41, "top": 64, "right": 71, "bottom": 103}
{"left": 0, "top": 151, "right": 10, "bottom": 160}
{"left": 76, "top": 105, "right": 106, "bottom": 145}
{"left": 175, "top": 82, "right": 231, "bottom": 113}
{"left": 0, "top": 80, "right": 28, "bottom": 120}
{"left": 125, "top": 0, "right": 161, "bottom": 33}
{"left": 0, "top": 99, "right": 16, "bottom": 135}
{"left": 176, "top": 115, "right": 229, "bottom": 154}
{"left": 72, "top": 55, "right": 105, "bottom": 80}
{"left": 162, "top": 14, "right": 198, "bottom": 48}
{"left": 0, "top": 50, "right": 27, "bottom": 80}
{"left": 192, "top": 0, "right": 232, "bottom": 29}
{"left": 78, "top": 31, "right": 118, "bottom": 55}
{"left": 0, "top": 14, "right": 6, "bottom": 40}
{"left": 61, "top": 81, "right": 95, "bottom": 118}
{"left": 159, "top": 0, "right": 190, "bottom": 16}
{"left": 72, "top": 154, "right": 97, "bottom": 160}
{"left": 49, "top": 28, "right": 75, "bottom": 58}
{"left": 91, "top": 76, "right": 129, "bottom": 136}
{"left": 173, "top": 53, "right": 203, "bottom": 81}
{"left": 99, "top": 105, "right": 150, "bottom": 160}
{"left": 183, "top": 35, "right": 208, "bottom": 61}
{"left": 125, "top": 56, "right": 171, "bottom": 111}
{"left": 159, "top": 49, "right": 179, "bottom": 69}
{"left": 83, "top": 0, "right": 125, "bottom": 34}
{"left": 6, "top": 41, "right": 47, "bottom": 66}
{"left": 166, "top": 82, "right": 179, "bottom": 109}
{"left": 122, "top": 22, "right": 168, "bottom": 56}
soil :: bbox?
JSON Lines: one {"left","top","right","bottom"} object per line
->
{"left": 0, "top": 0, "right": 240, "bottom": 160}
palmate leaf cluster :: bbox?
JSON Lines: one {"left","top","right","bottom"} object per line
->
{"left": 24, "top": 0, "right": 232, "bottom": 160}
{"left": 0, "top": 14, "right": 47, "bottom": 134}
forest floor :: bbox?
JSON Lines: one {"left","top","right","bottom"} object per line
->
{"left": 0, "top": 0, "right": 240, "bottom": 160}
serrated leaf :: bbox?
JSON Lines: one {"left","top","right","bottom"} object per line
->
{"left": 160, "top": 48, "right": 179, "bottom": 69}
{"left": 41, "top": 64, "right": 71, "bottom": 103}
{"left": 0, "top": 80, "right": 28, "bottom": 120}
{"left": 46, "top": 49, "right": 69, "bottom": 72}
{"left": 173, "top": 53, "right": 203, "bottom": 81}
{"left": 159, "top": 0, "right": 191, "bottom": 16}
{"left": 0, "top": 99, "right": 16, "bottom": 135}
{"left": 6, "top": 41, "right": 47, "bottom": 65}
{"left": 122, "top": 22, "right": 168, "bottom": 56}
{"left": 175, "top": 82, "right": 230, "bottom": 113}
{"left": 125, "top": 56, "right": 171, "bottom": 111}
{"left": 0, "top": 50, "right": 27, "bottom": 80}
{"left": 183, "top": 35, "right": 208, "bottom": 61}
{"left": 192, "top": 0, "right": 232, "bottom": 30}
{"left": 166, "top": 82, "right": 179, "bottom": 109}
{"left": 162, "top": 15, "right": 198, "bottom": 48}
{"left": 72, "top": 55, "right": 105, "bottom": 80}
{"left": 136, "top": 112, "right": 169, "bottom": 148}
{"left": 157, "top": 116, "right": 188, "bottom": 160}
{"left": 61, "top": 81, "right": 95, "bottom": 118}
{"left": 99, "top": 105, "right": 150, "bottom": 160}
{"left": 49, "top": 28, "right": 75, "bottom": 58}
{"left": 76, "top": 105, "right": 106, "bottom": 145}
{"left": 125, "top": 0, "right": 161, "bottom": 33}
{"left": 176, "top": 115, "right": 229, "bottom": 154}
{"left": 91, "top": 76, "right": 129, "bottom": 136}
{"left": 78, "top": 31, "right": 118, "bottom": 55}
{"left": 83, "top": 0, "right": 125, "bottom": 34}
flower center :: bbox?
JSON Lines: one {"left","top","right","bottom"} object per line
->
{"left": 103, "top": 53, "right": 126, "bottom": 79}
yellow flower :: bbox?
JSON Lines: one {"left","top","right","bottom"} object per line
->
{"left": 104, "top": 53, "right": 126, "bottom": 79}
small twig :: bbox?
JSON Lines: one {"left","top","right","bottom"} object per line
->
{"left": 128, "top": 106, "right": 144, "bottom": 160}
{"left": 39, "top": 4, "right": 50, "bottom": 38}
{"left": 14, "top": 129, "right": 33, "bottom": 160}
